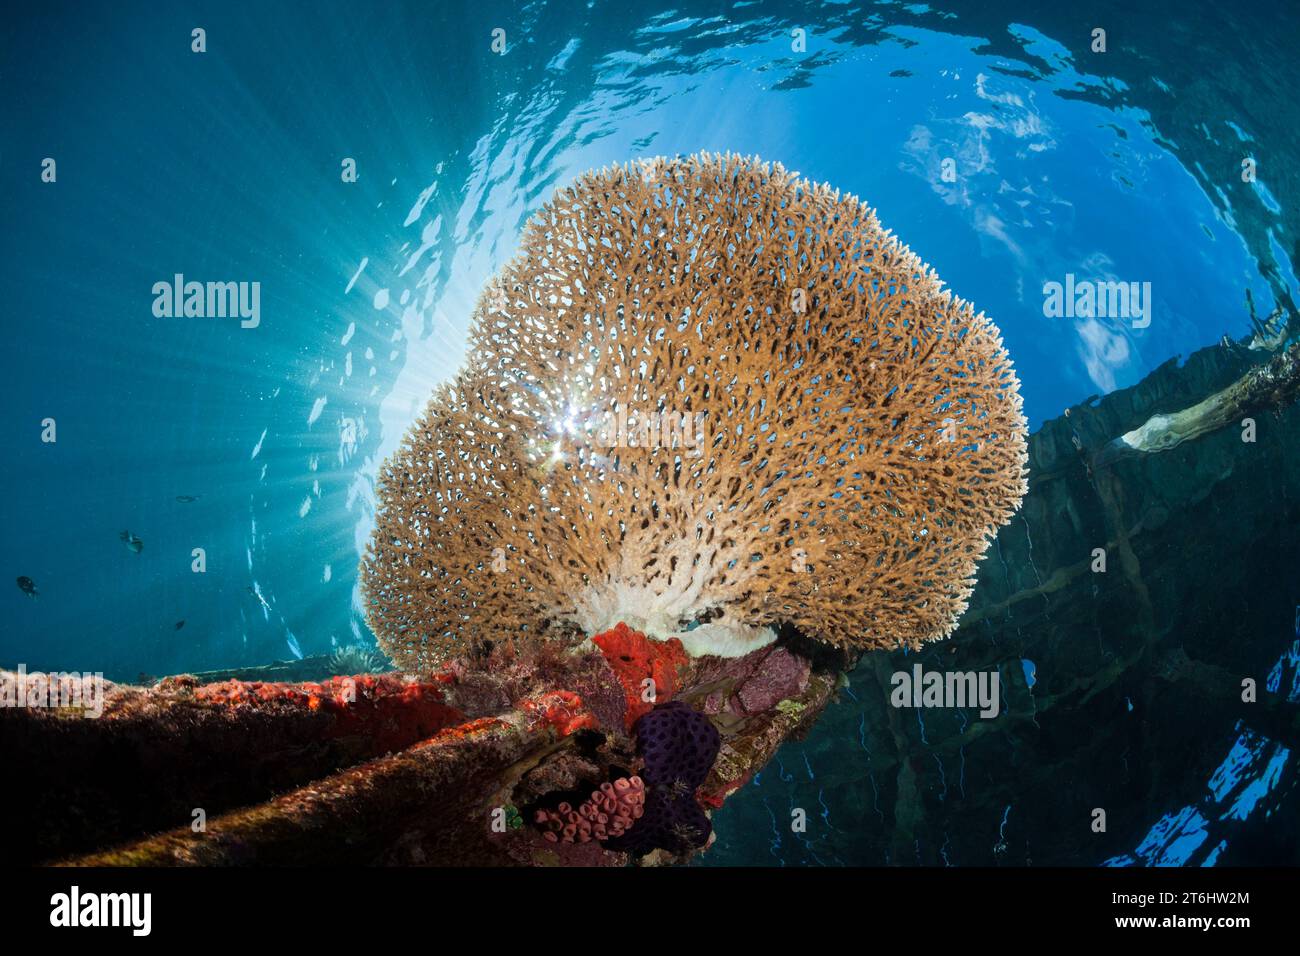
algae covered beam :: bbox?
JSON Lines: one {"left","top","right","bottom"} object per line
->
{"left": 60, "top": 712, "right": 568, "bottom": 866}
{"left": 0, "top": 670, "right": 474, "bottom": 864}
{"left": 44, "top": 634, "right": 852, "bottom": 867}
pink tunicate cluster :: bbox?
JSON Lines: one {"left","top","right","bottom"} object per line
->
{"left": 534, "top": 776, "right": 645, "bottom": 843}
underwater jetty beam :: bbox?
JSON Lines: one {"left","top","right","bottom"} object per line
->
{"left": 53, "top": 636, "right": 852, "bottom": 866}
{"left": 140, "top": 653, "right": 350, "bottom": 686}
{"left": 61, "top": 712, "right": 562, "bottom": 866}
{"left": 1094, "top": 342, "right": 1300, "bottom": 467}
{"left": 0, "top": 671, "right": 483, "bottom": 865}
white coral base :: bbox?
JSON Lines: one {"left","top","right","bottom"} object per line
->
{"left": 572, "top": 580, "right": 777, "bottom": 658}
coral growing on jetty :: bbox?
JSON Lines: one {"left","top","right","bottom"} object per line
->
{"left": 9, "top": 156, "right": 1039, "bottom": 867}
{"left": 362, "top": 153, "right": 1029, "bottom": 670}
{"left": 13, "top": 335, "right": 1294, "bottom": 868}
{"left": 9, "top": 625, "right": 845, "bottom": 865}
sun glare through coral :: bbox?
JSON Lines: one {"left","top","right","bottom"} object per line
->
{"left": 2, "top": 0, "right": 1298, "bottom": 928}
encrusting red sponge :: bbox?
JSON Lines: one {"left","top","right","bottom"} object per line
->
{"left": 591, "top": 622, "right": 688, "bottom": 730}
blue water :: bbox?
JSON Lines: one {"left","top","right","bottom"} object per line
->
{"left": 3, "top": 1, "right": 1296, "bottom": 864}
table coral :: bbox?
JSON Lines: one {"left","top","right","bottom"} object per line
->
{"left": 362, "top": 152, "right": 1029, "bottom": 670}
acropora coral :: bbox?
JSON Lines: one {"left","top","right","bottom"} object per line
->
{"left": 363, "top": 152, "right": 1028, "bottom": 668}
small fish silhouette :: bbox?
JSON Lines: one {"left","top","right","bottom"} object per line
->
{"left": 174, "top": 619, "right": 185, "bottom": 630}
{"left": 120, "top": 531, "right": 144, "bottom": 553}
{"left": 175, "top": 495, "right": 200, "bottom": 503}
{"left": 16, "top": 576, "right": 38, "bottom": 598}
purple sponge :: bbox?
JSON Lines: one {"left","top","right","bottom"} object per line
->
{"left": 604, "top": 700, "right": 720, "bottom": 855}
{"left": 634, "top": 700, "right": 720, "bottom": 789}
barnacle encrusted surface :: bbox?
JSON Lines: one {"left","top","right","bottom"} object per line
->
{"left": 363, "top": 153, "right": 1028, "bottom": 670}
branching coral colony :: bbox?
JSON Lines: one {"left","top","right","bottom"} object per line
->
{"left": 361, "top": 155, "right": 1026, "bottom": 858}
{"left": 9, "top": 155, "right": 1030, "bottom": 867}
{"left": 363, "top": 153, "right": 1029, "bottom": 669}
